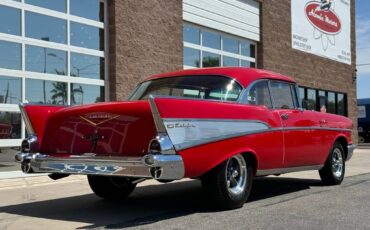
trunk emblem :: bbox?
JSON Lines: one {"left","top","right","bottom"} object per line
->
{"left": 80, "top": 114, "right": 120, "bottom": 126}
{"left": 83, "top": 130, "right": 104, "bottom": 150}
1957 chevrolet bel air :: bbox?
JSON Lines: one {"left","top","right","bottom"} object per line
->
{"left": 15, "top": 67, "right": 355, "bottom": 209}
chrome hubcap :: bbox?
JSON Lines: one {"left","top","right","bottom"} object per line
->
{"left": 226, "top": 155, "right": 247, "bottom": 195}
{"left": 332, "top": 148, "right": 343, "bottom": 178}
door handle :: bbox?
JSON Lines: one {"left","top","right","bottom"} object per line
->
{"left": 281, "top": 113, "right": 289, "bottom": 120}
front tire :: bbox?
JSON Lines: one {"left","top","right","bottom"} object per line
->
{"left": 319, "top": 142, "right": 345, "bottom": 185}
{"left": 201, "top": 154, "right": 253, "bottom": 210}
{"left": 87, "top": 175, "right": 136, "bottom": 199}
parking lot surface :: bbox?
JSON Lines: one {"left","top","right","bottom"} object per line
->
{"left": 0, "top": 148, "right": 369, "bottom": 230}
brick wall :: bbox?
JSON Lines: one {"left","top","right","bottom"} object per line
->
{"left": 258, "top": 0, "right": 357, "bottom": 142}
{"left": 108, "top": 0, "right": 183, "bottom": 101}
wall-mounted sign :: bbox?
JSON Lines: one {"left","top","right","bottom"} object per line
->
{"left": 291, "top": 0, "right": 351, "bottom": 64}
{"left": 358, "top": 106, "right": 366, "bottom": 119}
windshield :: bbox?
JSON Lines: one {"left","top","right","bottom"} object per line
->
{"left": 129, "top": 75, "right": 243, "bottom": 102}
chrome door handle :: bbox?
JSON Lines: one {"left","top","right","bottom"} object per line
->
{"left": 281, "top": 114, "right": 289, "bottom": 120}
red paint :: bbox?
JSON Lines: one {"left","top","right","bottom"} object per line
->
{"left": 0, "top": 123, "right": 12, "bottom": 139}
{"left": 23, "top": 67, "right": 353, "bottom": 178}
{"left": 305, "top": 2, "right": 341, "bottom": 34}
{"left": 24, "top": 105, "right": 65, "bottom": 144}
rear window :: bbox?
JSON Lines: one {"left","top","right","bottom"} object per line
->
{"left": 129, "top": 75, "right": 243, "bottom": 102}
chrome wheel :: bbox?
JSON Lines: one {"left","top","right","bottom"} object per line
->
{"left": 332, "top": 148, "right": 344, "bottom": 178}
{"left": 226, "top": 155, "right": 247, "bottom": 195}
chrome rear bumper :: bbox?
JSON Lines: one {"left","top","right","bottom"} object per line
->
{"left": 346, "top": 144, "right": 356, "bottom": 161}
{"left": 15, "top": 152, "right": 185, "bottom": 180}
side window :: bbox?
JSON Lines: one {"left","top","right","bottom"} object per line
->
{"left": 270, "top": 81, "right": 295, "bottom": 109}
{"left": 247, "top": 80, "right": 272, "bottom": 108}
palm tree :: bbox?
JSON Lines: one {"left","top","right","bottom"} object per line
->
{"left": 50, "top": 82, "right": 67, "bottom": 105}
{"left": 50, "top": 69, "right": 84, "bottom": 105}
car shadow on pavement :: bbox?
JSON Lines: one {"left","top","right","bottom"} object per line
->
{"left": 0, "top": 177, "right": 322, "bottom": 229}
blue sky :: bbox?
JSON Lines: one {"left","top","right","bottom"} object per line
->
{"left": 356, "top": 0, "right": 370, "bottom": 99}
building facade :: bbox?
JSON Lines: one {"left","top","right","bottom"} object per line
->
{"left": 0, "top": 0, "right": 356, "bottom": 147}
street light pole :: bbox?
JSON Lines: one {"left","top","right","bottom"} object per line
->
{"left": 42, "top": 37, "right": 49, "bottom": 104}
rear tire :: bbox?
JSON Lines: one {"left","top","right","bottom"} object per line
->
{"left": 87, "top": 175, "right": 136, "bottom": 199}
{"left": 319, "top": 142, "right": 345, "bottom": 185}
{"left": 201, "top": 154, "right": 253, "bottom": 210}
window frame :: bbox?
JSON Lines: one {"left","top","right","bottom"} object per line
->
{"left": 183, "top": 23, "right": 257, "bottom": 69}
{"left": 241, "top": 79, "right": 273, "bottom": 109}
{"left": 268, "top": 80, "right": 300, "bottom": 110}
{"left": 299, "top": 85, "right": 348, "bottom": 116}
{"left": 0, "top": 0, "right": 109, "bottom": 147}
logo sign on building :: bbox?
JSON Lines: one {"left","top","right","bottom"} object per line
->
{"left": 358, "top": 106, "right": 366, "bottom": 119}
{"left": 291, "top": 0, "right": 351, "bottom": 64}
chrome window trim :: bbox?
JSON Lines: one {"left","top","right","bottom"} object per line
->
{"left": 238, "top": 78, "right": 274, "bottom": 108}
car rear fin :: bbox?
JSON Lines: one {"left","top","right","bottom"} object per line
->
{"left": 149, "top": 95, "right": 167, "bottom": 134}
{"left": 19, "top": 103, "right": 35, "bottom": 135}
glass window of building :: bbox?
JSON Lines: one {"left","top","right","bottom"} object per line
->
{"left": 183, "top": 25, "right": 200, "bottom": 45}
{"left": 299, "top": 86, "right": 347, "bottom": 116}
{"left": 71, "top": 83, "right": 104, "bottom": 105}
{"left": 26, "top": 45, "right": 67, "bottom": 75}
{"left": 327, "top": 92, "right": 336, "bottom": 114}
{"left": 184, "top": 47, "right": 200, "bottom": 68}
{"left": 223, "top": 56, "right": 239, "bottom": 67}
{"left": 307, "top": 89, "right": 316, "bottom": 110}
{"left": 337, "top": 93, "right": 345, "bottom": 116}
{"left": 0, "top": 41, "right": 21, "bottom": 70}
{"left": 318, "top": 90, "right": 326, "bottom": 110}
{"left": 71, "top": 53, "right": 104, "bottom": 79}
{"left": 25, "top": 0, "right": 66, "bottom": 13}
{"left": 0, "top": 0, "right": 107, "bottom": 146}
{"left": 203, "top": 52, "right": 220, "bottom": 67}
{"left": 26, "top": 12, "right": 67, "bottom": 44}
{"left": 0, "top": 112, "right": 21, "bottom": 139}
{"left": 26, "top": 79, "right": 67, "bottom": 105}
{"left": 71, "top": 22, "right": 103, "bottom": 50}
{"left": 223, "top": 37, "right": 239, "bottom": 54}
{"left": 0, "top": 77, "right": 21, "bottom": 104}
{"left": 203, "top": 31, "right": 221, "bottom": 50}
{"left": 70, "top": 0, "right": 103, "bottom": 21}
{"left": 0, "top": 5, "right": 21, "bottom": 36}
{"left": 183, "top": 24, "right": 256, "bottom": 69}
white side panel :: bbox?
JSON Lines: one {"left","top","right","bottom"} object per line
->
{"left": 163, "top": 119, "right": 269, "bottom": 150}
{"left": 183, "top": 0, "right": 260, "bottom": 41}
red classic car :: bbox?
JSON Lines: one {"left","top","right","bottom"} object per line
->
{"left": 0, "top": 123, "right": 12, "bottom": 139}
{"left": 16, "top": 67, "right": 355, "bottom": 209}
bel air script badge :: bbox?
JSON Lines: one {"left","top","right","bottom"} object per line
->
{"left": 166, "top": 123, "right": 196, "bottom": 129}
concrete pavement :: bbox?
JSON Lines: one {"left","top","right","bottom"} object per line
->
{"left": 0, "top": 148, "right": 369, "bottom": 229}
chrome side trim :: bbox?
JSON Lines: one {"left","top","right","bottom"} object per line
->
{"left": 19, "top": 103, "right": 35, "bottom": 135}
{"left": 148, "top": 95, "right": 167, "bottom": 133}
{"left": 15, "top": 152, "right": 185, "bottom": 180}
{"left": 256, "top": 165, "right": 324, "bottom": 176}
{"left": 277, "top": 127, "right": 353, "bottom": 132}
{"left": 163, "top": 119, "right": 270, "bottom": 151}
{"left": 346, "top": 144, "right": 356, "bottom": 161}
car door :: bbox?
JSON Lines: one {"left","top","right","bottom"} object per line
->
{"left": 269, "top": 81, "right": 321, "bottom": 168}
{"left": 244, "top": 80, "right": 284, "bottom": 170}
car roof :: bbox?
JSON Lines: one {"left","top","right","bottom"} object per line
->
{"left": 146, "top": 67, "right": 296, "bottom": 88}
